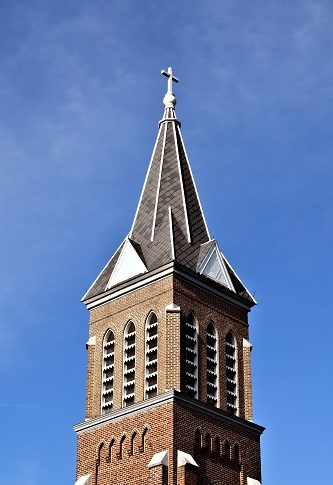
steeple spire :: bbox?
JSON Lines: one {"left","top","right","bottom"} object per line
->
{"left": 82, "top": 68, "right": 255, "bottom": 306}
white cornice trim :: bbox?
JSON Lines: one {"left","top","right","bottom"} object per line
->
{"left": 73, "top": 390, "right": 264, "bottom": 435}
{"left": 74, "top": 390, "right": 174, "bottom": 433}
{"left": 173, "top": 267, "right": 252, "bottom": 311}
{"left": 85, "top": 266, "right": 174, "bottom": 310}
{"left": 176, "top": 125, "right": 211, "bottom": 240}
{"left": 151, "top": 122, "right": 167, "bottom": 242}
{"left": 130, "top": 124, "right": 163, "bottom": 238}
{"left": 84, "top": 263, "right": 253, "bottom": 312}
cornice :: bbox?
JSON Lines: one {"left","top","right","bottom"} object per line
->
{"left": 73, "top": 390, "right": 264, "bottom": 436}
{"left": 83, "top": 262, "right": 253, "bottom": 312}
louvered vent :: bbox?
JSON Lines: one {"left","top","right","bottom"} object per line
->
{"left": 185, "top": 313, "right": 198, "bottom": 399}
{"left": 226, "top": 332, "right": 238, "bottom": 414}
{"left": 123, "top": 321, "right": 136, "bottom": 407}
{"left": 102, "top": 330, "right": 115, "bottom": 414}
{"left": 206, "top": 322, "right": 218, "bottom": 407}
{"left": 145, "top": 312, "right": 158, "bottom": 398}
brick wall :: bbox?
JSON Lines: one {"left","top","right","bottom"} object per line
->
{"left": 76, "top": 402, "right": 174, "bottom": 485}
{"left": 86, "top": 276, "right": 173, "bottom": 418}
{"left": 76, "top": 271, "right": 262, "bottom": 485}
{"left": 75, "top": 397, "right": 262, "bottom": 485}
{"left": 84, "top": 273, "right": 254, "bottom": 420}
{"left": 174, "top": 400, "right": 262, "bottom": 485}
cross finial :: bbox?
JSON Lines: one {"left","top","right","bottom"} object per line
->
{"left": 161, "top": 66, "right": 179, "bottom": 94}
{"left": 161, "top": 67, "right": 179, "bottom": 108}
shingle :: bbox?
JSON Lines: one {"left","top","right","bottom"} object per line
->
{"left": 84, "top": 107, "right": 253, "bottom": 303}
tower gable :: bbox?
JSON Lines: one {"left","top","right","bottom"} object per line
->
{"left": 106, "top": 238, "right": 147, "bottom": 289}
{"left": 197, "top": 241, "right": 234, "bottom": 290}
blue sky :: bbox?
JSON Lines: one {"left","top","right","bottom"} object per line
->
{"left": 1, "top": 1, "right": 332, "bottom": 483}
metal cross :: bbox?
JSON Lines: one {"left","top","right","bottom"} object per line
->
{"left": 161, "top": 67, "right": 179, "bottom": 94}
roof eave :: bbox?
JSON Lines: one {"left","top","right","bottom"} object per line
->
{"left": 173, "top": 261, "right": 256, "bottom": 310}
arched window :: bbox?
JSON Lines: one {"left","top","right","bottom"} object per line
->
{"left": 225, "top": 331, "right": 238, "bottom": 415}
{"left": 102, "top": 330, "right": 115, "bottom": 414}
{"left": 145, "top": 312, "right": 158, "bottom": 398}
{"left": 185, "top": 313, "right": 198, "bottom": 399}
{"left": 206, "top": 321, "right": 218, "bottom": 407}
{"left": 123, "top": 321, "right": 136, "bottom": 407}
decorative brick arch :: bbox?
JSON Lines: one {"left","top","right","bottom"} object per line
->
{"left": 129, "top": 429, "right": 139, "bottom": 456}
{"left": 117, "top": 435, "right": 126, "bottom": 460}
{"left": 139, "top": 426, "right": 150, "bottom": 453}
{"left": 223, "top": 440, "right": 231, "bottom": 462}
{"left": 214, "top": 436, "right": 221, "bottom": 457}
{"left": 107, "top": 438, "right": 115, "bottom": 463}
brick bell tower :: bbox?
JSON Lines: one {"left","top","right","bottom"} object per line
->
{"left": 74, "top": 67, "right": 264, "bottom": 485}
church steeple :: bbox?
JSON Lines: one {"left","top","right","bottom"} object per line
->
{"left": 83, "top": 67, "right": 254, "bottom": 306}
{"left": 74, "top": 68, "right": 264, "bottom": 485}
{"left": 129, "top": 67, "right": 210, "bottom": 268}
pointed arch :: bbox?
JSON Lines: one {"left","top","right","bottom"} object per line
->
{"left": 95, "top": 441, "right": 105, "bottom": 484}
{"left": 184, "top": 312, "right": 198, "bottom": 399}
{"left": 145, "top": 311, "right": 158, "bottom": 399}
{"left": 205, "top": 433, "right": 212, "bottom": 456}
{"left": 123, "top": 321, "right": 136, "bottom": 407}
{"left": 101, "top": 329, "right": 115, "bottom": 414}
{"left": 194, "top": 429, "right": 202, "bottom": 452}
{"left": 108, "top": 438, "right": 115, "bottom": 462}
{"left": 233, "top": 443, "right": 241, "bottom": 464}
{"left": 225, "top": 331, "right": 238, "bottom": 415}
{"left": 206, "top": 321, "right": 218, "bottom": 407}
{"left": 117, "top": 435, "right": 126, "bottom": 460}
{"left": 139, "top": 427, "right": 149, "bottom": 453}
{"left": 224, "top": 440, "right": 231, "bottom": 462}
{"left": 97, "top": 442, "right": 105, "bottom": 463}
{"left": 214, "top": 436, "right": 221, "bottom": 457}
{"left": 129, "top": 430, "right": 138, "bottom": 456}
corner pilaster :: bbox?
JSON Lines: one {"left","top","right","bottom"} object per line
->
{"left": 165, "top": 304, "right": 181, "bottom": 391}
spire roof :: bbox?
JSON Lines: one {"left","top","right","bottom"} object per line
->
{"left": 83, "top": 68, "right": 255, "bottom": 305}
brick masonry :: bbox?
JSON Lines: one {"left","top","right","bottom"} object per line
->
{"left": 75, "top": 271, "right": 263, "bottom": 484}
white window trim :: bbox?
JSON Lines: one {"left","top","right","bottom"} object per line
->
{"left": 101, "top": 330, "right": 115, "bottom": 415}
{"left": 226, "top": 332, "right": 239, "bottom": 416}
{"left": 145, "top": 313, "right": 158, "bottom": 399}
{"left": 185, "top": 314, "right": 198, "bottom": 399}
{"left": 206, "top": 322, "right": 219, "bottom": 407}
{"left": 122, "top": 322, "right": 136, "bottom": 407}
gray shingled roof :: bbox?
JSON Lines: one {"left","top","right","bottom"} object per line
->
{"left": 83, "top": 105, "right": 254, "bottom": 304}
